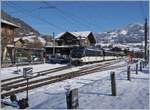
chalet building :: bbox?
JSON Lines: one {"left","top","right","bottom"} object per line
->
{"left": 1, "top": 19, "right": 19, "bottom": 66}
{"left": 14, "top": 35, "right": 45, "bottom": 65}
{"left": 45, "top": 31, "right": 96, "bottom": 62}
{"left": 55, "top": 31, "right": 96, "bottom": 47}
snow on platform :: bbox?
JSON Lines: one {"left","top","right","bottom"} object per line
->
{"left": 1, "top": 63, "right": 66, "bottom": 80}
{"left": 2, "top": 60, "right": 149, "bottom": 109}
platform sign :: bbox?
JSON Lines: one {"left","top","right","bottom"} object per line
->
{"left": 66, "top": 88, "right": 79, "bottom": 109}
{"left": 23, "top": 67, "right": 33, "bottom": 78}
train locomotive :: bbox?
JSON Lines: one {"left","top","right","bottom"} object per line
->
{"left": 70, "top": 47, "right": 124, "bottom": 65}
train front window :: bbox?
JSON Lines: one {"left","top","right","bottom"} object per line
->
{"left": 71, "top": 48, "right": 84, "bottom": 58}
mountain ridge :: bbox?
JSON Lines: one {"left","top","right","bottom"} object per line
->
{"left": 94, "top": 23, "right": 145, "bottom": 43}
{"left": 1, "top": 10, "right": 40, "bottom": 37}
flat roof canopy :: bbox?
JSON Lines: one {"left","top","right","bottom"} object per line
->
{"left": 45, "top": 45, "right": 80, "bottom": 48}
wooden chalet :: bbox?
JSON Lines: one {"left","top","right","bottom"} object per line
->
{"left": 14, "top": 35, "right": 45, "bottom": 65}
{"left": 55, "top": 31, "right": 96, "bottom": 47}
{"left": 1, "top": 19, "right": 19, "bottom": 66}
{"left": 45, "top": 31, "right": 96, "bottom": 62}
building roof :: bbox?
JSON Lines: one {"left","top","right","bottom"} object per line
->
{"left": 14, "top": 35, "right": 46, "bottom": 45}
{"left": 45, "top": 45, "right": 79, "bottom": 48}
{"left": 55, "top": 31, "right": 92, "bottom": 39}
{"left": 55, "top": 32, "right": 66, "bottom": 39}
{"left": 71, "top": 31, "right": 92, "bottom": 39}
{"left": 1, "top": 19, "right": 20, "bottom": 28}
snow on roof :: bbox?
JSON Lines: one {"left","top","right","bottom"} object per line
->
{"left": 14, "top": 37, "right": 21, "bottom": 42}
{"left": 55, "top": 31, "right": 92, "bottom": 39}
{"left": 1, "top": 19, "right": 20, "bottom": 28}
{"left": 7, "top": 44, "right": 14, "bottom": 47}
{"left": 22, "top": 35, "right": 35, "bottom": 42}
{"left": 113, "top": 44, "right": 129, "bottom": 48}
{"left": 38, "top": 37, "right": 46, "bottom": 44}
{"left": 120, "top": 30, "right": 127, "bottom": 35}
{"left": 14, "top": 35, "right": 46, "bottom": 44}
{"left": 71, "top": 31, "right": 92, "bottom": 38}
{"left": 129, "top": 47, "right": 142, "bottom": 52}
{"left": 96, "top": 43, "right": 112, "bottom": 47}
{"left": 55, "top": 32, "right": 66, "bottom": 39}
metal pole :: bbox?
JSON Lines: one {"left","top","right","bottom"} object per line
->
{"left": 144, "top": 18, "right": 147, "bottom": 61}
{"left": 142, "top": 61, "right": 145, "bottom": 68}
{"left": 53, "top": 32, "right": 55, "bottom": 56}
{"left": 26, "top": 78, "right": 29, "bottom": 101}
{"left": 140, "top": 61, "right": 142, "bottom": 71}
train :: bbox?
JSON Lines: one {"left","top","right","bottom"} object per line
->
{"left": 70, "top": 47, "right": 125, "bottom": 65}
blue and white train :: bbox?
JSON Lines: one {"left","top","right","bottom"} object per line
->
{"left": 70, "top": 47, "right": 125, "bottom": 65}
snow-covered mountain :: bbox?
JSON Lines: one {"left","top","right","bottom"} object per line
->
{"left": 94, "top": 23, "right": 146, "bottom": 43}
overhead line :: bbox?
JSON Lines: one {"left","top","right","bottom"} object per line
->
{"left": 6, "top": 2, "right": 65, "bottom": 32}
{"left": 42, "top": 1, "right": 94, "bottom": 31}
{"left": 41, "top": 1, "right": 86, "bottom": 31}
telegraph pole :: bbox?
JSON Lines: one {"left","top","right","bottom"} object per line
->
{"left": 52, "top": 32, "right": 55, "bottom": 56}
{"left": 144, "top": 18, "right": 148, "bottom": 61}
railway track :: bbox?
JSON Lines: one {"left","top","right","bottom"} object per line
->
{"left": 1, "top": 65, "right": 70, "bottom": 82}
{"left": 1, "top": 59, "right": 125, "bottom": 97}
{"left": 1, "top": 58, "right": 117, "bottom": 84}
{"left": 1, "top": 65, "right": 71, "bottom": 87}
{"left": 1, "top": 59, "right": 118, "bottom": 87}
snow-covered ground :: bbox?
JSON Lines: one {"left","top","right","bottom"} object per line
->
{"left": 2, "top": 60, "right": 149, "bottom": 109}
{"left": 1, "top": 63, "right": 66, "bottom": 80}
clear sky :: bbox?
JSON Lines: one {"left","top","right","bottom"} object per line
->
{"left": 1, "top": 1, "right": 149, "bottom": 35}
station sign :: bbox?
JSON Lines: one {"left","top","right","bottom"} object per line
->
{"left": 23, "top": 67, "right": 33, "bottom": 78}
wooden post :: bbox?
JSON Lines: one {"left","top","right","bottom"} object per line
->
{"left": 110, "top": 72, "right": 116, "bottom": 96}
{"left": 140, "top": 61, "right": 142, "bottom": 71}
{"left": 66, "top": 88, "right": 79, "bottom": 109}
{"left": 136, "top": 64, "right": 138, "bottom": 74}
{"left": 127, "top": 66, "right": 131, "bottom": 81}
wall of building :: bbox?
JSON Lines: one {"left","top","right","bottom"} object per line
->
{"left": 1, "top": 23, "right": 16, "bottom": 66}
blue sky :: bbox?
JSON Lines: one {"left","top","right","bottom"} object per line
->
{"left": 1, "top": 1, "right": 149, "bottom": 35}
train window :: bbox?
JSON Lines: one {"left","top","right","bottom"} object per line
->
{"left": 70, "top": 47, "right": 84, "bottom": 58}
{"left": 85, "top": 49, "right": 103, "bottom": 56}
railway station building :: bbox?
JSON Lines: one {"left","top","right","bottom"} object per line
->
{"left": 55, "top": 31, "right": 96, "bottom": 47}
{"left": 44, "top": 31, "right": 96, "bottom": 62}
